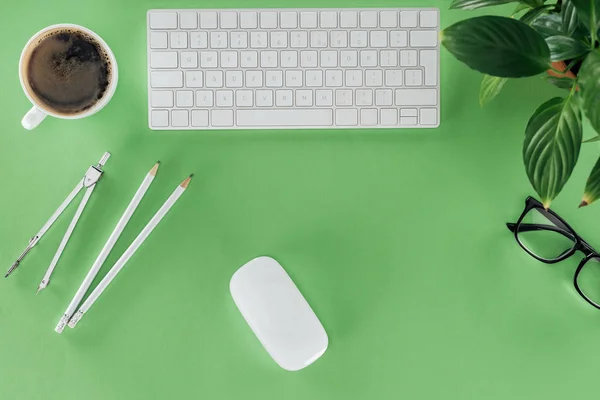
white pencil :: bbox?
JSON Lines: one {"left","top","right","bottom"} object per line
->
{"left": 68, "top": 174, "right": 193, "bottom": 328}
{"left": 55, "top": 162, "right": 160, "bottom": 333}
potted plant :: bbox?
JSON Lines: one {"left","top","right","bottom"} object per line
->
{"left": 442, "top": 0, "right": 600, "bottom": 208}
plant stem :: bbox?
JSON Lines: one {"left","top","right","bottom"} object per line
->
{"left": 564, "top": 59, "right": 579, "bottom": 74}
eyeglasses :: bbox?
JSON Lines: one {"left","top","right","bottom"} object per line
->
{"left": 507, "top": 196, "right": 600, "bottom": 309}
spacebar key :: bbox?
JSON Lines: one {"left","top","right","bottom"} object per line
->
{"left": 237, "top": 110, "right": 333, "bottom": 127}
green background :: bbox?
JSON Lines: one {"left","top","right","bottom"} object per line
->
{"left": 1, "top": 1, "right": 599, "bottom": 399}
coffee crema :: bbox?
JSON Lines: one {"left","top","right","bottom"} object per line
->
{"left": 23, "top": 28, "right": 112, "bottom": 115}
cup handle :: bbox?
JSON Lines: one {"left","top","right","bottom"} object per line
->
{"left": 22, "top": 106, "right": 47, "bottom": 130}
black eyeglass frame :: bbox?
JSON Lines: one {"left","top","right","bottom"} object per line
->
{"left": 507, "top": 196, "right": 600, "bottom": 310}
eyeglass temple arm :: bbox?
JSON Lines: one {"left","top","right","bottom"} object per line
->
{"left": 506, "top": 222, "right": 598, "bottom": 254}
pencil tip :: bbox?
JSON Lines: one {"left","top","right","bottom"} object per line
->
{"left": 180, "top": 175, "right": 193, "bottom": 189}
{"left": 149, "top": 162, "right": 160, "bottom": 176}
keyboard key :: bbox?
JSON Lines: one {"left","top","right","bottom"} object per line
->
{"left": 196, "top": 90, "right": 214, "bottom": 107}
{"left": 211, "top": 110, "right": 234, "bottom": 127}
{"left": 420, "top": 50, "right": 438, "bottom": 86}
{"left": 281, "top": 51, "right": 298, "bottom": 67}
{"left": 340, "top": 11, "right": 358, "bottom": 28}
{"left": 191, "top": 110, "right": 209, "bottom": 127}
{"left": 256, "top": 90, "right": 274, "bottom": 106}
{"left": 360, "top": 50, "right": 378, "bottom": 67}
{"left": 325, "top": 70, "right": 342, "bottom": 87}
{"left": 310, "top": 31, "right": 328, "bottom": 48}
{"left": 301, "top": 51, "right": 318, "bottom": 67}
{"left": 401, "top": 108, "right": 418, "bottom": 117}
{"left": 240, "top": 51, "right": 258, "bottom": 68}
{"left": 365, "top": 69, "right": 383, "bottom": 87}
{"left": 286, "top": 70, "right": 303, "bottom": 87}
{"left": 271, "top": 31, "right": 288, "bottom": 48}
{"left": 200, "top": 51, "right": 218, "bottom": 68}
{"left": 385, "top": 70, "right": 403, "bottom": 86}
{"left": 321, "top": 50, "right": 338, "bottom": 67}
{"left": 320, "top": 11, "right": 337, "bottom": 28}
{"left": 420, "top": 108, "right": 438, "bottom": 125}
{"left": 390, "top": 31, "right": 408, "bottom": 47}
{"left": 330, "top": 31, "right": 348, "bottom": 48}
{"left": 420, "top": 11, "right": 438, "bottom": 28}
{"left": 380, "top": 109, "right": 398, "bottom": 126}
{"left": 190, "top": 32, "right": 208, "bottom": 48}
{"left": 151, "top": 90, "right": 174, "bottom": 107}
{"left": 261, "top": 51, "right": 278, "bottom": 68}
{"left": 356, "top": 89, "right": 373, "bottom": 106}
{"left": 176, "top": 90, "right": 194, "bottom": 107}
{"left": 170, "top": 32, "right": 188, "bottom": 49}
{"left": 236, "top": 90, "right": 254, "bottom": 107}
{"left": 335, "top": 89, "right": 353, "bottom": 106}
{"left": 200, "top": 12, "right": 218, "bottom": 29}
{"left": 266, "top": 71, "right": 284, "bottom": 87}
{"left": 296, "top": 90, "right": 313, "bottom": 106}
{"left": 237, "top": 110, "right": 333, "bottom": 127}
{"left": 400, "top": 116, "right": 418, "bottom": 125}
{"left": 336, "top": 109, "right": 358, "bottom": 126}
{"left": 380, "top": 50, "right": 398, "bottom": 67}
{"left": 205, "top": 71, "right": 223, "bottom": 88}
{"left": 152, "top": 71, "right": 183, "bottom": 88}
{"left": 380, "top": 11, "right": 398, "bottom": 28}
{"left": 231, "top": 32, "right": 248, "bottom": 49}
{"left": 172, "top": 110, "right": 189, "bottom": 127}
{"left": 220, "top": 11, "right": 237, "bottom": 28}
{"left": 340, "top": 51, "right": 358, "bottom": 67}
{"left": 276, "top": 90, "right": 293, "bottom": 106}
{"left": 225, "top": 71, "right": 243, "bottom": 88}
{"left": 361, "top": 109, "right": 378, "bottom": 126}
{"left": 180, "top": 52, "right": 197, "bottom": 68}
{"left": 306, "top": 70, "right": 323, "bottom": 87}
{"left": 400, "top": 50, "right": 418, "bottom": 66}
{"left": 410, "top": 31, "right": 437, "bottom": 47}
{"left": 316, "top": 89, "right": 333, "bottom": 106}
{"left": 151, "top": 52, "right": 177, "bottom": 68}
{"left": 185, "top": 71, "right": 202, "bottom": 88}
{"left": 346, "top": 70, "right": 363, "bottom": 87}
{"left": 300, "top": 12, "right": 318, "bottom": 28}
{"left": 216, "top": 90, "right": 234, "bottom": 107}
{"left": 405, "top": 69, "right": 423, "bottom": 86}
{"left": 151, "top": 110, "right": 169, "bottom": 127}
{"left": 246, "top": 71, "right": 263, "bottom": 87}
{"left": 150, "top": 32, "right": 168, "bottom": 49}
{"left": 350, "top": 31, "right": 368, "bottom": 48}
{"left": 260, "top": 12, "right": 278, "bottom": 28}
{"left": 395, "top": 88, "right": 437, "bottom": 106}
{"left": 210, "top": 32, "right": 227, "bottom": 49}
{"left": 370, "top": 31, "right": 387, "bottom": 48}
{"left": 400, "top": 11, "right": 418, "bottom": 28}
{"left": 250, "top": 32, "right": 268, "bottom": 48}
{"left": 291, "top": 31, "right": 308, "bottom": 48}
{"left": 150, "top": 13, "right": 177, "bottom": 29}
{"left": 220, "top": 51, "right": 238, "bottom": 68}
{"left": 280, "top": 11, "right": 298, "bottom": 28}
{"left": 180, "top": 12, "right": 198, "bottom": 29}
{"left": 240, "top": 12, "right": 258, "bottom": 29}
{"left": 375, "top": 89, "right": 393, "bottom": 106}
{"left": 360, "top": 11, "right": 378, "bottom": 28}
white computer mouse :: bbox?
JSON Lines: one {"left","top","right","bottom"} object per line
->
{"left": 230, "top": 256, "right": 328, "bottom": 371}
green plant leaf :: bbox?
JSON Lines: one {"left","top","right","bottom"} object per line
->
{"left": 562, "top": 0, "right": 580, "bottom": 35}
{"left": 450, "top": 0, "right": 519, "bottom": 10}
{"left": 532, "top": 13, "right": 564, "bottom": 36}
{"left": 581, "top": 157, "right": 600, "bottom": 206}
{"left": 513, "top": 3, "right": 532, "bottom": 15}
{"left": 570, "top": 0, "right": 600, "bottom": 37}
{"left": 523, "top": 0, "right": 546, "bottom": 6}
{"left": 523, "top": 96, "right": 582, "bottom": 208}
{"left": 544, "top": 75, "right": 577, "bottom": 89}
{"left": 480, "top": 75, "right": 508, "bottom": 106}
{"left": 545, "top": 35, "right": 590, "bottom": 61}
{"left": 442, "top": 16, "right": 551, "bottom": 77}
{"left": 584, "top": 135, "right": 600, "bottom": 143}
{"left": 520, "top": 5, "right": 553, "bottom": 24}
{"left": 578, "top": 50, "right": 600, "bottom": 136}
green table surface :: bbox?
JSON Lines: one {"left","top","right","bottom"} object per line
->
{"left": 2, "top": 1, "right": 600, "bottom": 399}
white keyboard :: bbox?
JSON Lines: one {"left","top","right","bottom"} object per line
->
{"left": 147, "top": 8, "right": 440, "bottom": 130}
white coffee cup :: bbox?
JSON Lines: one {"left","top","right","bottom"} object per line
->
{"left": 19, "top": 24, "right": 118, "bottom": 130}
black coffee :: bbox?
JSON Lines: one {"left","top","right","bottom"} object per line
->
{"left": 26, "top": 29, "right": 111, "bottom": 115}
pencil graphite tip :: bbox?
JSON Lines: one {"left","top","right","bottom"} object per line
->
{"left": 5, "top": 261, "right": 19, "bottom": 278}
{"left": 150, "top": 162, "right": 160, "bottom": 176}
{"left": 36, "top": 286, "right": 43, "bottom": 295}
{"left": 180, "top": 175, "right": 193, "bottom": 189}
